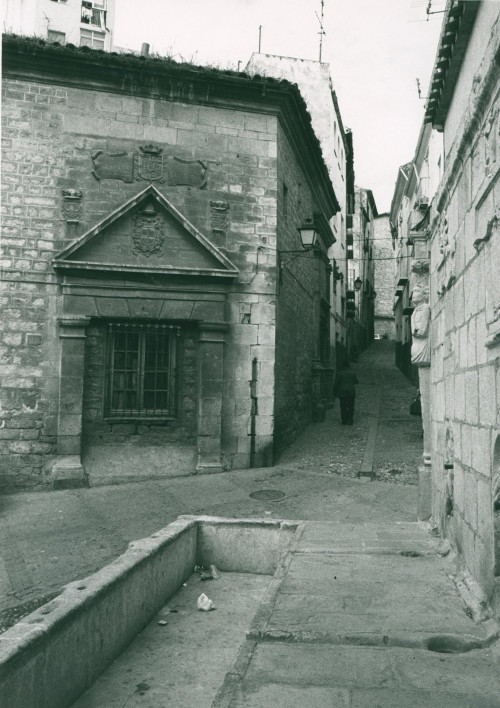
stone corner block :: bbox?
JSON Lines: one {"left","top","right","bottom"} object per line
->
{"left": 50, "top": 456, "right": 88, "bottom": 490}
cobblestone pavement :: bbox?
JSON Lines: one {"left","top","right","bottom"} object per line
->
{"left": 0, "top": 340, "right": 421, "bottom": 628}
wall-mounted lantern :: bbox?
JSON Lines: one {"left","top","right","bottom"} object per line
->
{"left": 278, "top": 218, "right": 319, "bottom": 281}
{"left": 354, "top": 276, "right": 363, "bottom": 291}
{"left": 296, "top": 218, "right": 318, "bottom": 250}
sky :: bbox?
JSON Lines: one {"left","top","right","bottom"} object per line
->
{"left": 114, "top": 0, "right": 445, "bottom": 212}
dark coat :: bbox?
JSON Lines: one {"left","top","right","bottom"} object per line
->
{"left": 334, "top": 369, "right": 359, "bottom": 398}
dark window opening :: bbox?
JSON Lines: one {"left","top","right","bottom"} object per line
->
{"left": 282, "top": 183, "right": 288, "bottom": 219}
{"left": 106, "top": 323, "right": 179, "bottom": 418}
{"left": 81, "top": 1, "right": 106, "bottom": 28}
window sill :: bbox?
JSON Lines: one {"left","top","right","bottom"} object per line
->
{"left": 104, "top": 415, "right": 177, "bottom": 422}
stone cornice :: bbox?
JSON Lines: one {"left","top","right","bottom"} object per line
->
{"left": 2, "top": 35, "right": 339, "bottom": 218}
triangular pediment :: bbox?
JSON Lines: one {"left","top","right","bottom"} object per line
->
{"left": 53, "top": 185, "right": 238, "bottom": 278}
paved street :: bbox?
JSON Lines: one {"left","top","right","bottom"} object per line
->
{"left": 0, "top": 341, "right": 421, "bottom": 619}
{"left": 73, "top": 522, "right": 500, "bottom": 708}
{"left": 2, "top": 340, "right": 500, "bottom": 707}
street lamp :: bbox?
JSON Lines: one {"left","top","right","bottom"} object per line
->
{"left": 297, "top": 218, "right": 318, "bottom": 250}
{"left": 278, "top": 217, "right": 319, "bottom": 285}
{"left": 354, "top": 276, "right": 363, "bottom": 291}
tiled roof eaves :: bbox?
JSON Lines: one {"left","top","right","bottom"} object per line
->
{"left": 2, "top": 34, "right": 339, "bottom": 215}
{"left": 423, "top": 0, "right": 480, "bottom": 130}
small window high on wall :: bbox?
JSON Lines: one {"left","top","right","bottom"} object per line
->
{"left": 106, "top": 323, "right": 179, "bottom": 419}
{"left": 80, "top": 28, "right": 105, "bottom": 49}
{"left": 47, "top": 30, "right": 66, "bottom": 44}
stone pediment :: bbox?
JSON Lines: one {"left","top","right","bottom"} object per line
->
{"left": 53, "top": 185, "right": 238, "bottom": 278}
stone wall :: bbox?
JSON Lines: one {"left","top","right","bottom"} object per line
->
{"left": 274, "top": 124, "right": 325, "bottom": 454}
{"left": 0, "top": 70, "right": 279, "bottom": 486}
{"left": 428, "top": 6, "right": 500, "bottom": 600}
{"left": 373, "top": 214, "right": 395, "bottom": 339}
{"left": 1, "top": 39, "right": 337, "bottom": 488}
{"left": 1, "top": 78, "right": 63, "bottom": 490}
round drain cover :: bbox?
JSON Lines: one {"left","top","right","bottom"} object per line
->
{"left": 249, "top": 489, "right": 286, "bottom": 501}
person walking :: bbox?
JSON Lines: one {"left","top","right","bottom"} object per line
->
{"left": 333, "top": 361, "right": 359, "bottom": 425}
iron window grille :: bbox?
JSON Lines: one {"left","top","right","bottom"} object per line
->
{"left": 106, "top": 323, "right": 179, "bottom": 419}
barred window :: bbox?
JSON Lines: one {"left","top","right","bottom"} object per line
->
{"left": 106, "top": 323, "right": 179, "bottom": 418}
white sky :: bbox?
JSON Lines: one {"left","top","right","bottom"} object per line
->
{"left": 114, "top": 0, "right": 445, "bottom": 212}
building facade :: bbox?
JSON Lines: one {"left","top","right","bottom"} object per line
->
{"left": 2, "top": 0, "right": 115, "bottom": 50}
{"left": 372, "top": 213, "right": 395, "bottom": 339}
{"left": 1, "top": 36, "right": 339, "bottom": 490}
{"left": 391, "top": 124, "right": 443, "bottom": 384}
{"left": 245, "top": 54, "right": 350, "bottom": 384}
{"left": 346, "top": 187, "right": 376, "bottom": 357}
{"left": 392, "top": 0, "right": 500, "bottom": 610}
{"left": 426, "top": 0, "right": 500, "bottom": 610}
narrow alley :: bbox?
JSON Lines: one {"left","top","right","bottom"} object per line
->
{"left": 2, "top": 3, "right": 500, "bottom": 706}
{"left": 2, "top": 341, "right": 500, "bottom": 707}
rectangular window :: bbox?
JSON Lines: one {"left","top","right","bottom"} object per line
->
{"left": 80, "top": 28, "right": 105, "bottom": 48}
{"left": 106, "top": 323, "right": 178, "bottom": 418}
{"left": 81, "top": 0, "right": 106, "bottom": 28}
{"left": 47, "top": 30, "right": 66, "bottom": 44}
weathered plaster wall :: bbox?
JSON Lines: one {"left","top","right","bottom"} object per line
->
{"left": 3, "top": 0, "right": 116, "bottom": 50}
{"left": 429, "top": 5, "right": 500, "bottom": 599}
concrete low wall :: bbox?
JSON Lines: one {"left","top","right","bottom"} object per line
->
{"left": 0, "top": 516, "right": 297, "bottom": 708}
{"left": 196, "top": 516, "right": 297, "bottom": 574}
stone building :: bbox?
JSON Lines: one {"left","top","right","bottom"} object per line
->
{"left": 2, "top": 0, "right": 116, "bottom": 50}
{"left": 245, "top": 54, "right": 350, "bottom": 379}
{"left": 372, "top": 213, "right": 395, "bottom": 340}
{"left": 0, "top": 36, "right": 339, "bottom": 490}
{"left": 391, "top": 122, "right": 443, "bottom": 383}
{"left": 395, "top": 0, "right": 500, "bottom": 610}
{"left": 346, "top": 187, "right": 377, "bottom": 356}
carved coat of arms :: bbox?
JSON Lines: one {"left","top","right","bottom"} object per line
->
{"left": 132, "top": 204, "right": 164, "bottom": 257}
{"left": 135, "top": 144, "right": 164, "bottom": 182}
{"left": 210, "top": 200, "right": 230, "bottom": 233}
{"left": 61, "top": 189, "right": 83, "bottom": 223}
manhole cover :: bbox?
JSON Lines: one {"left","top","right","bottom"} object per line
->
{"left": 249, "top": 489, "right": 286, "bottom": 501}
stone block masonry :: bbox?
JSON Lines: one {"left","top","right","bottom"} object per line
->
{"left": 427, "top": 3, "right": 500, "bottom": 602}
{"left": 1, "top": 37, "right": 338, "bottom": 488}
{"left": 373, "top": 214, "right": 396, "bottom": 339}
